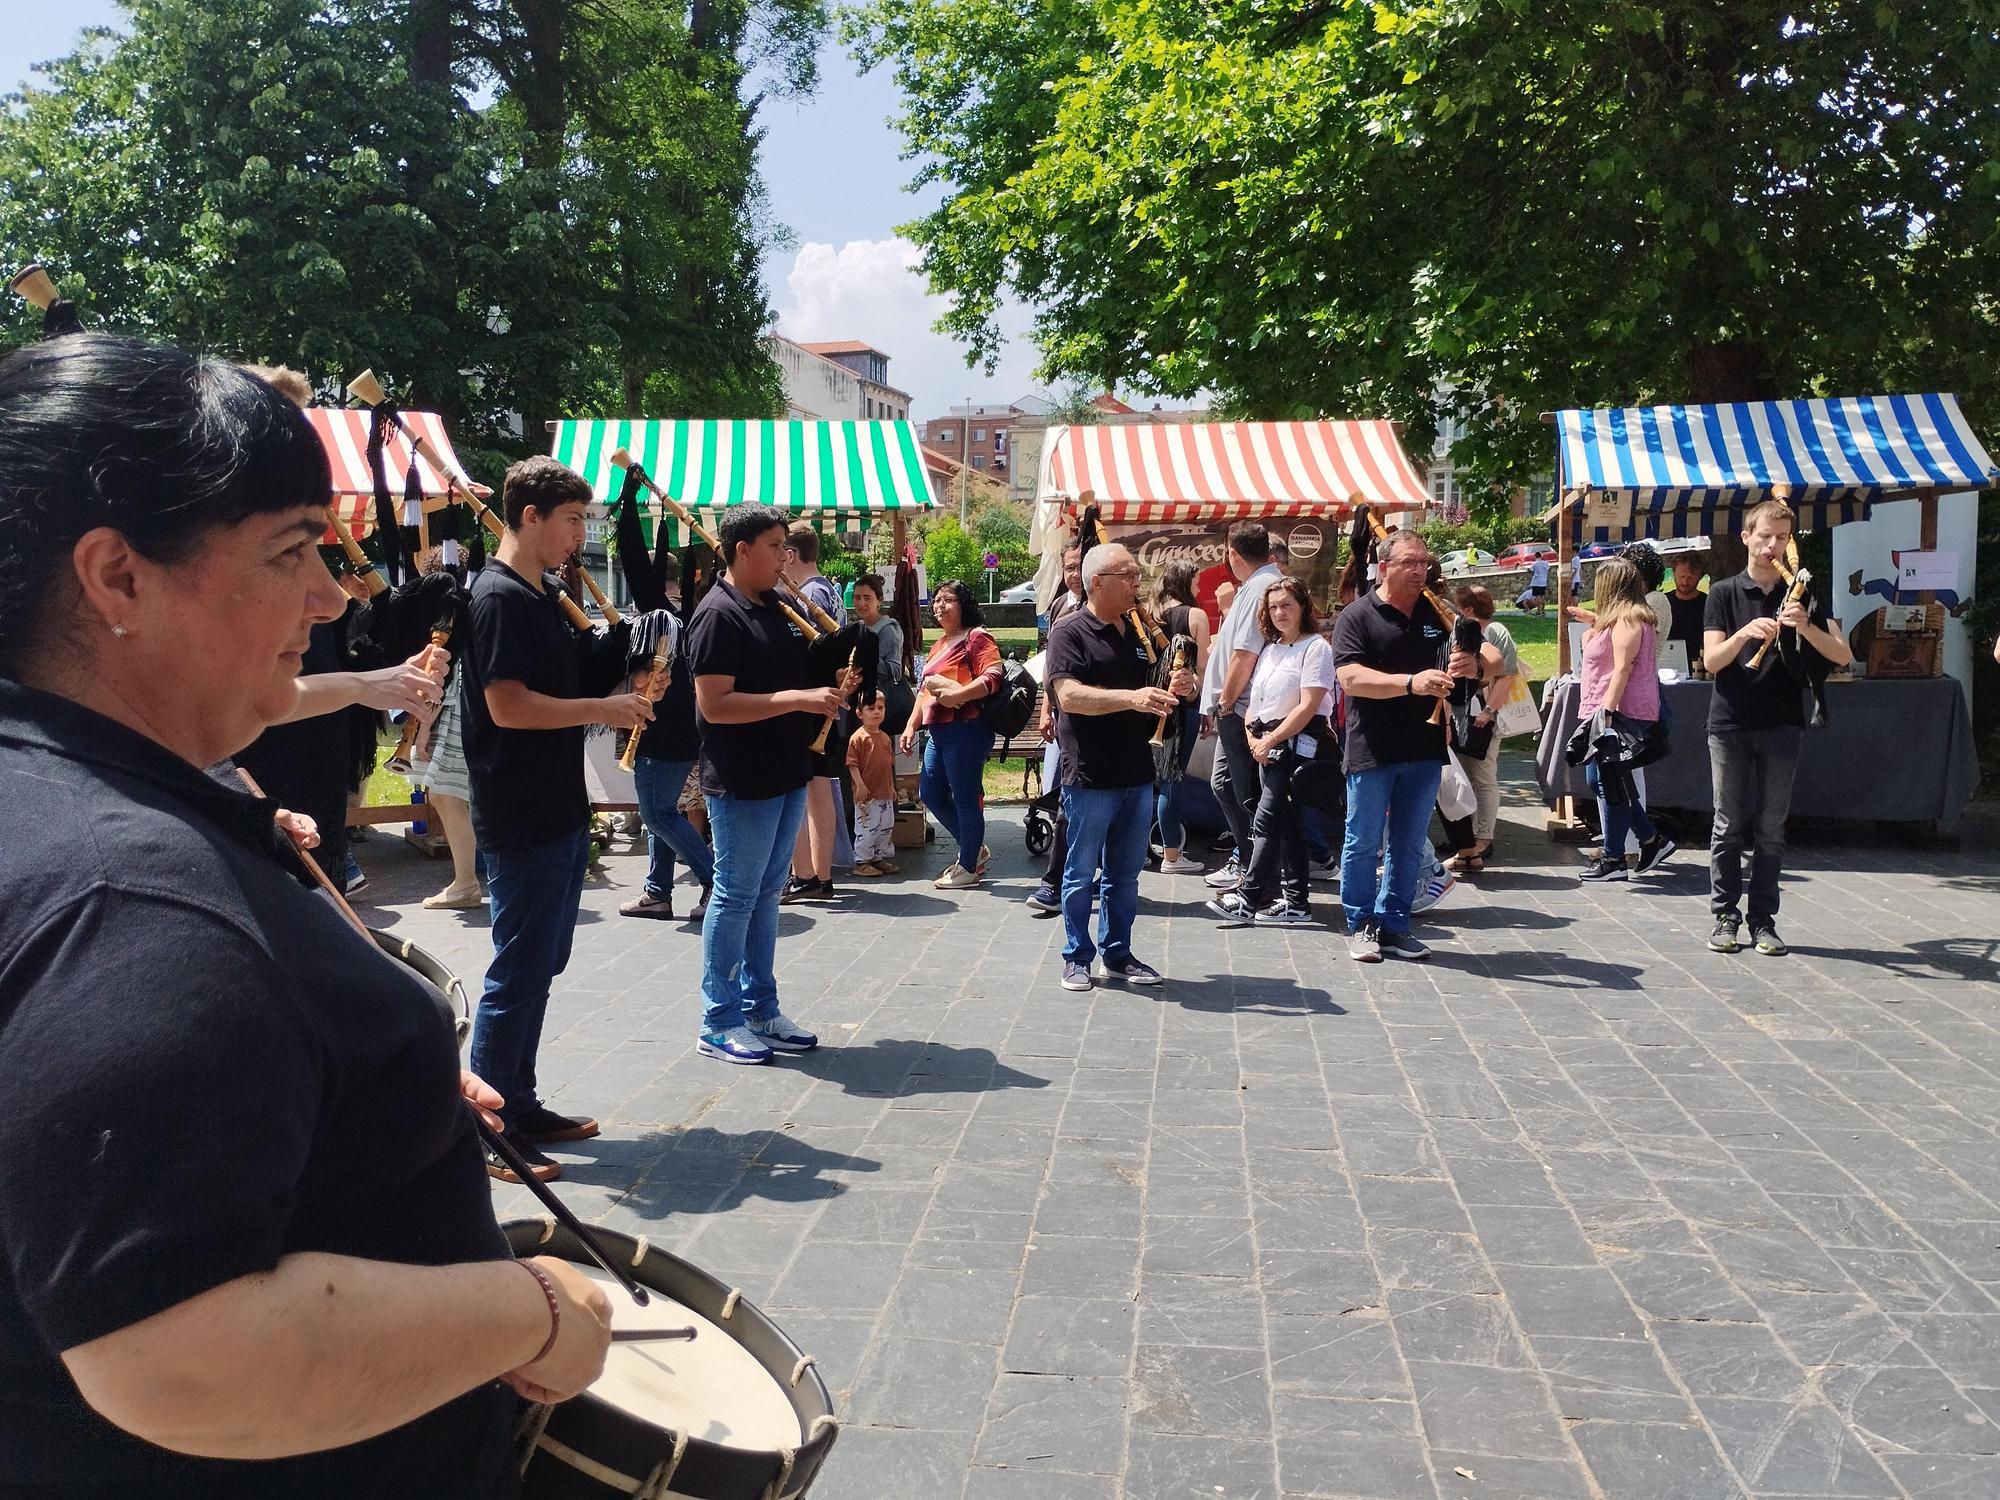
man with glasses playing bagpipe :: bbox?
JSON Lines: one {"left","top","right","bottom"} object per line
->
{"left": 0, "top": 335, "right": 613, "bottom": 1497}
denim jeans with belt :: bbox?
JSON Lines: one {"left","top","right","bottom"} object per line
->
{"left": 701, "top": 787, "right": 808, "bottom": 1033}
{"left": 919, "top": 718, "right": 994, "bottom": 868}
{"left": 633, "top": 754, "right": 713, "bottom": 898}
{"left": 470, "top": 825, "right": 591, "bottom": 1131}
{"left": 1059, "top": 782, "right": 1151, "bottom": 967}
{"left": 1340, "top": 760, "right": 1442, "bottom": 936}
{"left": 1708, "top": 727, "right": 1802, "bottom": 925}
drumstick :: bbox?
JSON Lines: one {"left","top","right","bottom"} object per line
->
{"left": 241, "top": 767, "right": 375, "bottom": 941}
{"left": 611, "top": 1326, "right": 697, "bottom": 1343}
{"left": 244, "top": 769, "right": 656, "bottom": 1309}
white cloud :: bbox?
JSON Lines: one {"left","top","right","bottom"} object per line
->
{"left": 773, "top": 238, "right": 1043, "bottom": 421}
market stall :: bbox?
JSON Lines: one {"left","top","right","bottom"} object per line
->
{"left": 1535, "top": 393, "right": 1995, "bottom": 832}
{"left": 306, "top": 407, "right": 489, "bottom": 547}
{"left": 549, "top": 417, "right": 936, "bottom": 805}
{"left": 1029, "top": 419, "right": 1435, "bottom": 616}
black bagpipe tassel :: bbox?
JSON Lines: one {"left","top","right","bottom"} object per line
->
{"left": 365, "top": 404, "right": 407, "bottom": 589}
{"left": 612, "top": 465, "right": 665, "bottom": 612}
{"left": 402, "top": 450, "right": 424, "bottom": 565}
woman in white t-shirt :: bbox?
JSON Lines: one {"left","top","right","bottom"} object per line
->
{"left": 1205, "top": 577, "right": 1335, "bottom": 926}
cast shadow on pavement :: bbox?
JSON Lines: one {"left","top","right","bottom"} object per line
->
{"left": 566, "top": 1125, "right": 880, "bottom": 1217}
{"left": 1425, "top": 949, "right": 1647, "bottom": 991}
{"left": 1791, "top": 937, "right": 2000, "bottom": 987}
{"left": 1146, "top": 973, "right": 1347, "bottom": 1017}
{"left": 790, "top": 1037, "right": 1053, "bottom": 1099}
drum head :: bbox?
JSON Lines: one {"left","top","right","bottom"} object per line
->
{"left": 506, "top": 1219, "right": 837, "bottom": 1500}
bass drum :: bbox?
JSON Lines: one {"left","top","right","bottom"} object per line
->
{"left": 370, "top": 928, "right": 471, "bottom": 1047}
{"left": 506, "top": 1219, "right": 838, "bottom": 1500}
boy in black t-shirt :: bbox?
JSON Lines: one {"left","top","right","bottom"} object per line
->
{"left": 464, "top": 458, "right": 654, "bottom": 1180}
{"left": 1045, "top": 544, "right": 1191, "bottom": 992}
{"left": 687, "top": 505, "right": 853, "bottom": 1063}
{"left": 1700, "top": 500, "right": 1850, "bottom": 956}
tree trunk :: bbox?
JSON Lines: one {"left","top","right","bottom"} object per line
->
{"left": 1684, "top": 337, "right": 1781, "bottom": 579}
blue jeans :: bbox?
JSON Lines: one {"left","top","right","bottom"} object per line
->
{"left": 1060, "top": 783, "right": 1151, "bottom": 966}
{"left": 1585, "top": 756, "right": 1657, "bottom": 859}
{"left": 701, "top": 787, "right": 808, "bottom": 1033}
{"left": 1340, "top": 760, "right": 1442, "bottom": 936}
{"left": 920, "top": 719, "right": 994, "bottom": 868}
{"left": 1154, "top": 703, "right": 1200, "bottom": 850}
{"left": 633, "top": 754, "right": 713, "bottom": 898}
{"left": 471, "top": 826, "right": 591, "bottom": 1131}
{"left": 1303, "top": 806, "right": 1339, "bottom": 866}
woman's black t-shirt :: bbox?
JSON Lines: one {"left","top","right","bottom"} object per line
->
{"left": 0, "top": 682, "right": 515, "bottom": 1498}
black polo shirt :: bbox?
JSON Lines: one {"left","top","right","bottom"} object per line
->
{"left": 0, "top": 682, "right": 513, "bottom": 1499}
{"left": 1046, "top": 608, "right": 1155, "bottom": 789}
{"left": 462, "top": 559, "right": 590, "bottom": 849}
{"left": 1705, "top": 572, "right": 1827, "bottom": 733}
{"left": 1330, "top": 591, "right": 1449, "bottom": 772}
{"left": 686, "top": 577, "right": 813, "bottom": 800}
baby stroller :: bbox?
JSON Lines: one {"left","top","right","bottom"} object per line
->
{"left": 1023, "top": 758, "right": 1056, "bottom": 857}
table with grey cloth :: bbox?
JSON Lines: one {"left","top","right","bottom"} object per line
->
{"left": 1533, "top": 675, "right": 1979, "bottom": 830}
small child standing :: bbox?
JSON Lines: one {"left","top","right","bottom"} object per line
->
{"left": 846, "top": 693, "right": 899, "bottom": 876}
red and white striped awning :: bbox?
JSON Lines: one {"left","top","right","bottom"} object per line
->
{"left": 305, "top": 408, "right": 489, "bottom": 540}
{"left": 1038, "top": 420, "right": 1433, "bottom": 519}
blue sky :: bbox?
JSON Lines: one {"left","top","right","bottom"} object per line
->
{"left": 0, "top": 9, "right": 1039, "bottom": 416}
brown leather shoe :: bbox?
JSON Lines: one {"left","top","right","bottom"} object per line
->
{"left": 515, "top": 1105, "right": 600, "bottom": 1144}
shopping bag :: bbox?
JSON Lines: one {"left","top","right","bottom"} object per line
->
{"left": 1437, "top": 752, "right": 1477, "bottom": 821}
{"left": 1494, "top": 674, "right": 1542, "bottom": 739}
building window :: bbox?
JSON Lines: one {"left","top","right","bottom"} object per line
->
{"left": 937, "top": 428, "right": 956, "bottom": 443}
{"left": 972, "top": 456, "right": 987, "bottom": 469}
{"left": 994, "top": 429, "right": 1007, "bottom": 452}
{"left": 972, "top": 427, "right": 986, "bottom": 441}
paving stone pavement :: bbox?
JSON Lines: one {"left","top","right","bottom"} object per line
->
{"left": 356, "top": 779, "right": 2000, "bottom": 1500}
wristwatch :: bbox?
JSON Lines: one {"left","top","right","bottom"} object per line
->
{"left": 1405, "top": 674, "right": 1414, "bottom": 696}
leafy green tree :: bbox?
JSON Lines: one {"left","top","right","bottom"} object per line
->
{"left": 850, "top": 0, "right": 2000, "bottom": 513}
{"left": 923, "top": 517, "right": 986, "bottom": 588}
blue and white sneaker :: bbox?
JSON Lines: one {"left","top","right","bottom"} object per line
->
{"left": 1024, "top": 884, "right": 1061, "bottom": 915}
{"left": 1096, "top": 953, "right": 1163, "bottom": 987}
{"left": 748, "top": 1011, "right": 819, "bottom": 1053}
{"left": 1410, "top": 866, "right": 1455, "bottom": 916}
{"left": 698, "top": 1026, "right": 774, "bottom": 1065}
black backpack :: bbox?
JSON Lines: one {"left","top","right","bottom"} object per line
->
{"left": 982, "top": 655, "right": 1038, "bottom": 744}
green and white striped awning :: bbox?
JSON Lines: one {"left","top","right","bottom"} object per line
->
{"left": 551, "top": 419, "right": 933, "bottom": 545}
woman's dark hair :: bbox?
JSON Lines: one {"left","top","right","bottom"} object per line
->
{"left": 1257, "top": 576, "right": 1318, "bottom": 641}
{"left": 933, "top": 578, "right": 983, "bottom": 628}
{"left": 1618, "top": 541, "right": 1665, "bottom": 592}
{"left": 715, "top": 503, "right": 789, "bottom": 569}
{"left": 853, "top": 572, "right": 885, "bottom": 600}
{"left": 1157, "top": 559, "right": 1198, "bottom": 608}
{"left": 0, "top": 334, "right": 331, "bottom": 677}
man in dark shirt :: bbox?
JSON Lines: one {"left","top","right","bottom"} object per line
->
{"left": 463, "top": 457, "right": 653, "bottom": 1180}
{"left": 1666, "top": 554, "right": 1709, "bottom": 669}
{"left": 1046, "top": 544, "right": 1191, "bottom": 992}
{"left": 687, "top": 505, "right": 851, "bottom": 1063}
{"left": 1331, "top": 531, "right": 1477, "bottom": 963}
{"left": 1700, "top": 500, "right": 1850, "bottom": 956}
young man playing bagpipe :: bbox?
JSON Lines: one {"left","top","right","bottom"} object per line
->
{"left": 1699, "top": 500, "right": 1849, "bottom": 957}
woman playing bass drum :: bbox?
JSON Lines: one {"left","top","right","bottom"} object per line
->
{"left": 0, "top": 334, "right": 611, "bottom": 1498}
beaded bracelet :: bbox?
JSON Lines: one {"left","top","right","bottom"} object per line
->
{"left": 518, "top": 1261, "right": 561, "bottom": 1364}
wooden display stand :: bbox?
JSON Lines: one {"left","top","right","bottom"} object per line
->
{"left": 892, "top": 808, "right": 931, "bottom": 849}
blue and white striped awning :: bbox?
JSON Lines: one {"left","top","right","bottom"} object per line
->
{"left": 1556, "top": 394, "right": 1996, "bottom": 540}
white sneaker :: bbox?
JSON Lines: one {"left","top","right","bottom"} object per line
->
{"left": 748, "top": 1011, "right": 818, "bottom": 1052}
{"left": 1160, "top": 854, "right": 1207, "bottom": 875}
{"left": 1204, "top": 858, "right": 1244, "bottom": 889}
{"left": 1308, "top": 859, "right": 1338, "bottom": 882}
{"left": 934, "top": 863, "right": 981, "bottom": 890}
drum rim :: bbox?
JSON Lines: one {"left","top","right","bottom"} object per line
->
{"left": 370, "top": 929, "right": 472, "bottom": 1041}
{"left": 503, "top": 1217, "right": 838, "bottom": 1499}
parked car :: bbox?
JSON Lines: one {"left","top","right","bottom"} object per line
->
{"left": 1437, "top": 546, "right": 1493, "bottom": 577}
{"left": 997, "top": 579, "right": 1038, "bottom": 604}
{"left": 1577, "top": 541, "right": 1620, "bottom": 559}
{"left": 1495, "top": 542, "right": 1558, "bottom": 569}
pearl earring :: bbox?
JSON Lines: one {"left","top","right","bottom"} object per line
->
{"left": 111, "top": 624, "right": 129, "bottom": 639}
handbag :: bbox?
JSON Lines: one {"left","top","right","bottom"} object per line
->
{"left": 1280, "top": 717, "right": 1345, "bottom": 813}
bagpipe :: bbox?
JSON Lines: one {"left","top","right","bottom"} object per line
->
{"left": 1075, "top": 503, "right": 1169, "bottom": 663}
{"left": 616, "top": 611, "right": 677, "bottom": 772}
{"left": 1756, "top": 532, "right": 1832, "bottom": 729}
{"left": 7, "top": 263, "right": 84, "bottom": 339}
{"left": 607, "top": 448, "right": 875, "bottom": 750}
